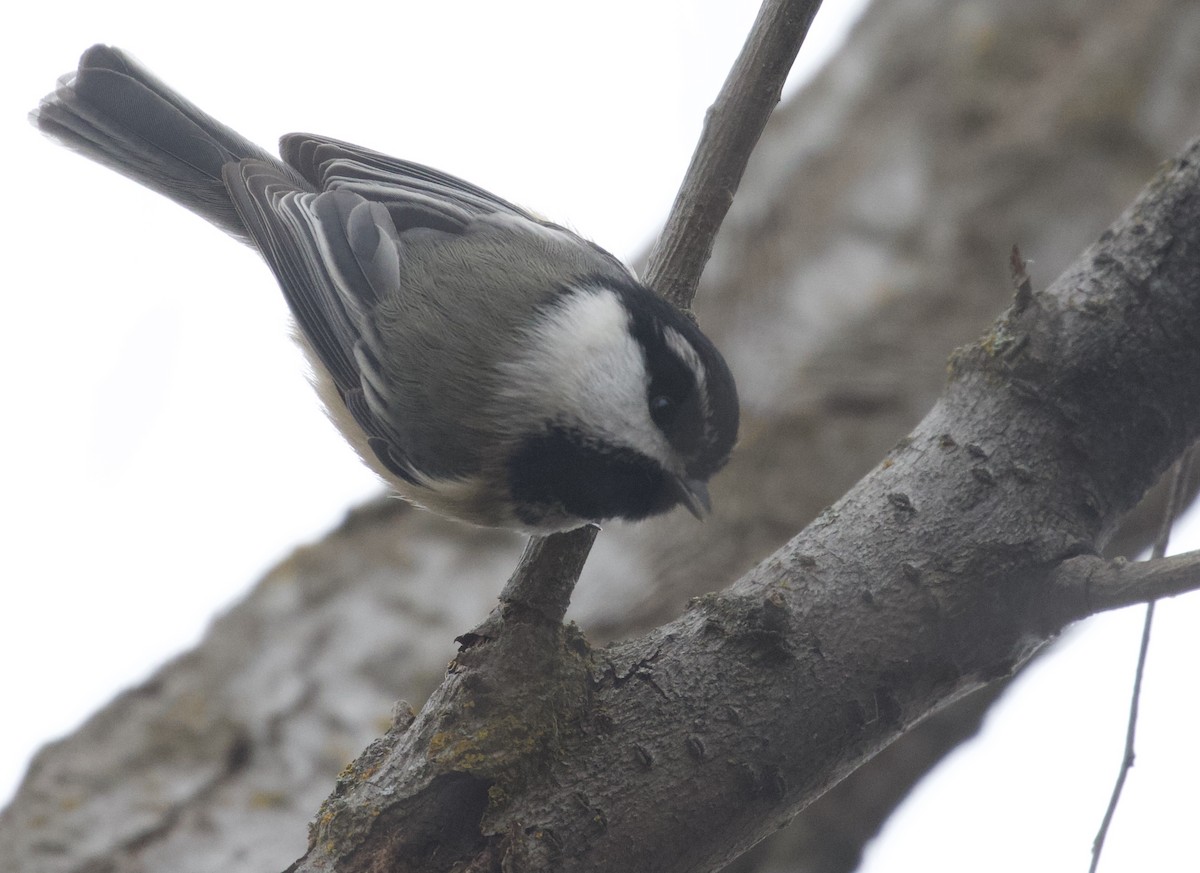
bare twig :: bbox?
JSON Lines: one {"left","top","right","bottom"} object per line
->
{"left": 1052, "top": 548, "right": 1200, "bottom": 615}
{"left": 1147, "top": 448, "right": 1192, "bottom": 564}
{"left": 1009, "top": 243, "right": 1034, "bottom": 314}
{"left": 646, "top": 0, "right": 825, "bottom": 308}
{"left": 498, "top": 525, "right": 598, "bottom": 624}
{"left": 1088, "top": 444, "right": 1197, "bottom": 873}
{"left": 1049, "top": 447, "right": 1200, "bottom": 620}
{"left": 1087, "top": 603, "right": 1154, "bottom": 873}
{"left": 504, "top": 0, "right": 826, "bottom": 618}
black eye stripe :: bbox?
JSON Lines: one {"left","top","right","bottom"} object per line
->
{"left": 568, "top": 273, "right": 740, "bottom": 473}
{"left": 637, "top": 326, "right": 703, "bottom": 454}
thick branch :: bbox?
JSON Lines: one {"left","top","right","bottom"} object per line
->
{"left": 288, "top": 138, "right": 1200, "bottom": 872}
{"left": 503, "top": 139, "right": 1200, "bottom": 872}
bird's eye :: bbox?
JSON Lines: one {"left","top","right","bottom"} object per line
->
{"left": 649, "top": 394, "right": 676, "bottom": 425}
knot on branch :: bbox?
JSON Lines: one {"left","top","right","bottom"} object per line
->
{"left": 694, "top": 589, "right": 797, "bottom": 662}
{"left": 436, "top": 622, "right": 594, "bottom": 783}
{"left": 301, "top": 611, "right": 594, "bottom": 873}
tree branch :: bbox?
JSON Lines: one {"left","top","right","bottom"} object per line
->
{"left": 497, "top": 525, "right": 599, "bottom": 625}
{"left": 500, "top": 0, "right": 826, "bottom": 626}
{"left": 286, "top": 134, "right": 1200, "bottom": 871}
{"left": 284, "top": 5, "right": 827, "bottom": 869}
{"left": 1049, "top": 448, "right": 1200, "bottom": 623}
{"left": 1048, "top": 548, "right": 1200, "bottom": 618}
{"left": 645, "top": 0, "right": 824, "bottom": 310}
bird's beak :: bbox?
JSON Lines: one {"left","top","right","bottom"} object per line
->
{"left": 673, "top": 476, "right": 712, "bottom": 520}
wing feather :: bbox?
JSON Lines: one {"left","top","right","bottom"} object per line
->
{"left": 222, "top": 160, "right": 422, "bottom": 484}
{"left": 281, "top": 133, "right": 534, "bottom": 220}
{"left": 222, "top": 134, "right": 633, "bottom": 489}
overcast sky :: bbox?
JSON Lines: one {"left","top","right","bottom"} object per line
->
{"left": 3, "top": 2, "right": 1197, "bottom": 870}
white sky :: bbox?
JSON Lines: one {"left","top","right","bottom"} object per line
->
{"left": 3, "top": 2, "right": 1197, "bottom": 871}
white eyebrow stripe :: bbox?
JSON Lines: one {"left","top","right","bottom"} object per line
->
{"left": 663, "top": 325, "right": 707, "bottom": 392}
{"left": 662, "top": 324, "right": 711, "bottom": 426}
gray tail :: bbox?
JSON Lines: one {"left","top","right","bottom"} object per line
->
{"left": 32, "top": 44, "right": 305, "bottom": 241}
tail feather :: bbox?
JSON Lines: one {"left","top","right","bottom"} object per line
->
{"left": 31, "top": 45, "right": 307, "bottom": 241}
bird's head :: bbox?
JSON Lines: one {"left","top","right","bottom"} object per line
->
{"left": 498, "top": 278, "right": 739, "bottom": 530}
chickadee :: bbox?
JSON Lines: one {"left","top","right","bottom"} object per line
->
{"left": 33, "top": 45, "right": 739, "bottom": 532}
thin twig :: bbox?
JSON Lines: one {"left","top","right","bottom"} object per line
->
{"left": 1087, "top": 601, "right": 1154, "bottom": 873}
{"left": 1148, "top": 448, "right": 1194, "bottom": 562}
{"left": 504, "top": 0, "right": 827, "bottom": 622}
{"left": 1053, "top": 548, "right": 1200, "bottom": 615}
{"left": 646, "top": 0, "right": 826, "bottom": 308}
{"left": 499, "top": 525, "right": 598, "bottom": 621}
{"left": 1088, "top": 445, "right": 1197, "bottom": 872}
{"left": 1009, "top": 243, "right": 1034, "bottom": 313}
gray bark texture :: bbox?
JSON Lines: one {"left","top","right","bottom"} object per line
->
{"left": 5, "top": 0, "right": 1200, "bottom": 871}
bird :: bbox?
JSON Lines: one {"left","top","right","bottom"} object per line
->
{"left": 32, "top": 44, "right": 739, "bottom": 533}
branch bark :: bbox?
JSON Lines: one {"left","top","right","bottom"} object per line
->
{"left": 287, "top": 137, "right": 1200, "bottom": 871}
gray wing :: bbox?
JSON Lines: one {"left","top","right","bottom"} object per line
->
{"left": 280, "top": 134, "right": 635, "bottom": 279}
{"left": 223, "top": 160, "right": 431, "bottom": 484}
{"left": 224, "top": 139, "right": 637, "bottom": 484}
{"left": 36, "top": 48, "right": 635, "bottom": 490}
{"left": 280, "top": 133, "right": 537, "bottom": 222}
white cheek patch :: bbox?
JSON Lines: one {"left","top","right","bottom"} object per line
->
{"left": 543, "top": 288, "right": 634, "bottom": 368}
{"left": 500, "top": 286, "right": 674, "bottom": 466}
